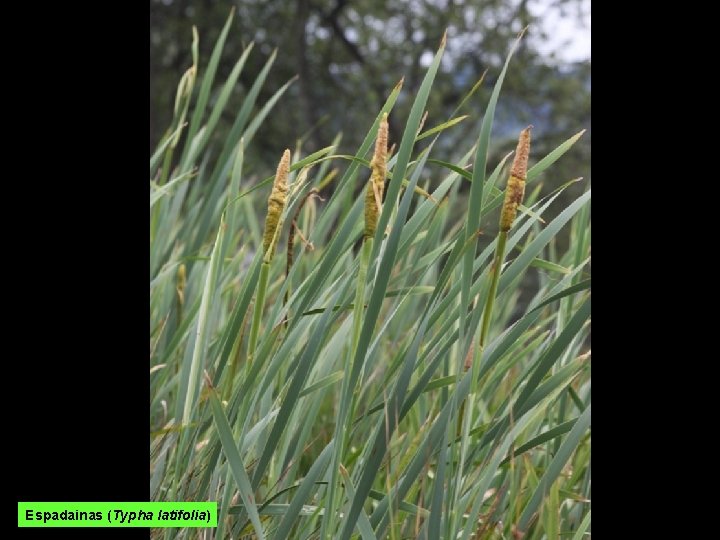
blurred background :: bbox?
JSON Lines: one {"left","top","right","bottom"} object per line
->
{"left": 150, "top": 0, "right": 589, "bottom": 321}
{"left": 150, "top": 0, "right": 589, "bottom": 180}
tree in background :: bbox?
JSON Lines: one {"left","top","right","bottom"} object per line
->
{"left": 150, "top": 0, "right": 589, "bottom": 191}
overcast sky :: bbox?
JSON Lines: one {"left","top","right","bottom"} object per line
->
{"left": 531, "top": 0, "right": 590, "bottom": 63}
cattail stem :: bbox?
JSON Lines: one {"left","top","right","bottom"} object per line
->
{"left": 243, "top": 149, "right": 291, "bottom": 372}
{"left": 223, "top": 306, "right": 251, "bottom": 401}
{"left": 456, "top": 126, "right": 530, "bottom": 439}
{"left": 247, "top": 262, "right": 270, "bottom": 371}
{"left": 323, "top": 237, "right": 372, "bottom": 540}
{"left": 454, "top": 232, "right": 508, "bottom": 452}
{"left": 351, "top": 239, "right": 373, "bottom": 353}
{"left": 323, "top": 114, "right": 388, "bottom": 540}
{"left": 456, "top": 233, "right": 507, "bottom": 429}
{"left": 473, "top": 126, "right": 530, "bottom": 367}
{"left": 323, "top": 224, "right": 373, "bottom": 540}
{"left": 346, "top": 238, "right": 373, "bottom": 435}
{"left": 479, "top": 231, "right": 507, "bottom": 349}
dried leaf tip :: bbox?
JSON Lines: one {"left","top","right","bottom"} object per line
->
{"left": 510, "top": 126, "right": 532, "bottom": 180}
{"left": 440, "top": 29, "right": 448, "bottom": 48}
{"left": 365, "top": 114, "right": 389, "bottom": 239}
{"left": 262, "top": 149, "right": 291, "bottom": 259}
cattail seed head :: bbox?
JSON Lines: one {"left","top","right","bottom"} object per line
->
{"left": 262, "top": 149, "right": 291, "bottom": 259}
{"left": 364, "top": 113, "right": 389, "bottom": 239}
{"left": 510, "top": 126, "right": 531, "bottom": 180}
{"left": 500, "top": 126, "right": 532, "bottom": 232}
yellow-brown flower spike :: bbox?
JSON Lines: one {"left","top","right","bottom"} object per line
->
{"left": 500, "top": 126, "right": 532, "bottom": 232}
{"left": 262, "top": 149, "right": 291, "bottom": 259}
{"left": 364, "top": 113, "right": 389, "bottom": 239}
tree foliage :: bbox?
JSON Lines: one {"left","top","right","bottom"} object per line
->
{"left": 150, "top": 0, "right": 590, "bottom": 192}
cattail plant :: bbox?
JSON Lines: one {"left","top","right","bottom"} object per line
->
{"left": 247, "top": 149, "right": 291, "bottom": 369}
{"left": 322, "top": 113, "right": 389, "bottom": 539}
{"left": 479, "top": 126, "right": 531, "bottom": 350}
{"left": 458, "top": 126, "right": 531, "bottom": 439}
{"left": 350, "top": 112, "right": 388, "bottom": 359}
{"left": 364, "top": 113, "right": 388, "bottom": 241}
{"left": 262, "top": 149, "right": 291, "bottom": 260}
{"left": 151, "top": 23, "right": 591, "bottom": 539}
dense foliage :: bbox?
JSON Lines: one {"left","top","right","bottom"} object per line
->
{"left": 150, "top": 11, "right": 591, "bottom": 539}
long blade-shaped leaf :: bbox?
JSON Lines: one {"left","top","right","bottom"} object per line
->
{"left": 517, "top": 404, "right": 591, "bottom": 532}
{"left": 208, "top": 389, "right": 265, "bottom": 539}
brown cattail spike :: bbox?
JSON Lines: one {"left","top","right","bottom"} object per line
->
{"left": 511, "top": 126, "right": 531, "bottom": 180}
{"left": 262, "top": 149, "right": 291, "bottom": 259}
{"left": 364, "top": 113, "right": 389, "bottom": 239}
{"left": 500, "top": 126, "right": 532, "bottom": 232}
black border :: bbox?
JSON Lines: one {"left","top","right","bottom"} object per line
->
{"left": 12, "top": 1, "right": 683, "bottom": 538}
{"left": 12, "top": 4, "right": 147, "bottom": 538}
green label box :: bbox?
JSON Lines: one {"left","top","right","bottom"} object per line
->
{"left": 18, "top": 502, "right": 218, "bottom": 527}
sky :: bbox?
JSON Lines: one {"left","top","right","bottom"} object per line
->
{"left": 530, "top": 0, "right": 590, "bottom": 63}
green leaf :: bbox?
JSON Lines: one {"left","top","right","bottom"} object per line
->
{"left": 150, "top": 121, "right": 187, "bottom": 174}
{"left": 527, "top": 129, "right": 586, "bottom": 183}
{"left": 499, "top": 190, "right": 591, "bottom": 291}
{"left": 181, "top": 216, "right": 225, "bottom": 425}
{"left": 417, "top": 115, "right": 469, "bottom": 140}
{"left": 298, "top": 371, "right": 344, "bottom": 398}
{"left": 339, "top": 466, "right": 377, "bottom": 540}
{"left": 528, "top": 279, "right": 591, "bottom": 315}
{"left": 149, "top": 170, "right": 195, "bottom": 208}
{"left": 572, "top": 509, "right": 592, "bottom": 540}
{"left": 500, "top": 418, "right": 577, "bottom": 465}
{"left": 274, "top": 442, "right": 334, "bottom": 539}
{"left": 180, "top": 9, "right": 236, "bottom": 170}
{"left": 208, "top": 388, "right": 265, "bottom": 539}
{"left": 529, "top": 258, "right": 571, "bottom": 275}
{"left": 517, "top": 404, "right": 592, "bottom": 532}
{"left": 251, "top": 281, "right": 351, "bottom": 488}
{"left": 461, "top": 31, "right": 525, "bottom": 349}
